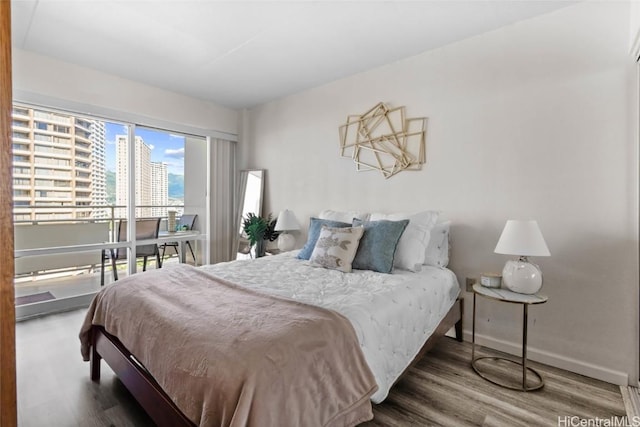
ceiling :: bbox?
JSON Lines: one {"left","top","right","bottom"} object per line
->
{"left": 11, "top": 1, "right": 574, "bottom": 109}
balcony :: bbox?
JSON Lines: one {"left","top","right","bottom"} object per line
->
{"left": 12, "top": 109, "right": 30, "bottom": 119}
{"left": 12, "top": 135, "right": 31, "bottom": 144}
{"left": 33, "top": 136, "right": 71, "bottom": 147}
{"left": 76, "top": 130, "right": 93, "bottom": 140}
{"left": 12, "top": 123, "right": 31, "bottom": 132}
{"left": 13, "top": 204, "right": 200, "bottom": 320}
{"left": 33, "top": 145, "right": 73, "bottom": 157}
{"left": 33, "top": 111, "right": 72, "bottom": 124}
{"left": 13, "top": 159, "right": 31, "bottom": 167}
{"left": 12, "top": 146, "right": 30, "bottom": 155}
{"left": 15, "top": 254, "right": 188, "bottom": 321}
{"left": 75, "top": 162, "right": 91, "bottom": 171}
{"left": 74, "top": 121, "right": 92, "bottom": 133}
{"left": 75, "top": 143, "right": 92, "bottom": 154}
{"left": 33, "top": 128, "right": 73, "bottom": 139}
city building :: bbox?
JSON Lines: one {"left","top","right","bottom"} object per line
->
{"left": 150, "top": 161, "right": 168, "bottom": 218}
{"left": 115, "top": 134, "right": 153, "bottom": 218}
{"left": 90, "top": 121, "right": 107, "bottom": 219}
{"left": 11, "top": 106, "right": 94, "bottom": 222}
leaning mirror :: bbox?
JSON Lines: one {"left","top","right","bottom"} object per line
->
{"left": 236, "top": 169, "right": 264, "bottom": 259}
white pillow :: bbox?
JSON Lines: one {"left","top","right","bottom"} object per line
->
{"left": 424, "top": 221, "right": 451, "bottom": 268}
{"left": 309, "top": 226, "right": 364, "bottom": 273}
{"left": 319, "top": 209, "right": 370, "bottom": 223}
{"left": 369, "top": 210, "right": 440, "bottom": 272}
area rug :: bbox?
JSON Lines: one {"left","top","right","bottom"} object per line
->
{"left": 15, "top": 291, "right": 56, "bottom": 306}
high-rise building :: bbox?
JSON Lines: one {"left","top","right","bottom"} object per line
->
{"left": 90, "top": 121, "right": 107, "bottom": 218}
{"left": 11, "top": 106, "right": 94, "bottom": 222}
{"left": 150, "top": 162, "right": 168, "bottom": 218}
{"left": 115, "top": 135, "right": 153, "bottom": 218}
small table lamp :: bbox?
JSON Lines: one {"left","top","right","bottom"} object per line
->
{"left": 274, "top": 209, "right": 300, "bottom": 252}
{"left": 494, "top": 220, "right": 550, "bottom": 294}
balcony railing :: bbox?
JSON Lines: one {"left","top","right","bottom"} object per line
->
{"left": 13, "top": 203, "right": 191, "bottom": 282}
{"left": 14, "top": 203, "right": 185, "bottom": 231}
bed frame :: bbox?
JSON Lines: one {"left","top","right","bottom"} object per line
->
{"left": 90, "top": 297, "right": 464, "bottom": 427}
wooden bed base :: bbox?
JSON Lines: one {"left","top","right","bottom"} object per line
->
{"left": 91, "top": 326, "right": 195, "bottom": 426}
{"left": 90, "top": 297, "right": 464, "bottom": 427}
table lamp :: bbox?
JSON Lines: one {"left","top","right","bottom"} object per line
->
{"left": 494, "top": 220, "right": 550, "bottom": 294}
{"left": 274, "top": 209, "right": 300, "bottom": 252}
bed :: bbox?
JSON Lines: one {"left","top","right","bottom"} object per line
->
{"left": 80, "top": 213, "right": 463, "bottom": 427}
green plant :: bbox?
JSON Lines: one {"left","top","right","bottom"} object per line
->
{"left": 242, "top": 213, "right": 280, "bottom": 246}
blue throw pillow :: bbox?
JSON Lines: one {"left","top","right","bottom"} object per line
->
{"left": 352, "top": 219, "right": 410, "bottom": 273}
{"left": 297, "top": 217, "right": 352, "bottom": 260}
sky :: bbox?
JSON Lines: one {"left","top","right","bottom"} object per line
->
{"left": 104, "top": 122, "right": 185, "bottom": 175}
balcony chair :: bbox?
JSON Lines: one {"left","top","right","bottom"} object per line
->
{"left": 100, "top": 218, "right": 162, "bottom": 285}
{"left": 160, "top": 214, "right": 197, "bottom": 263}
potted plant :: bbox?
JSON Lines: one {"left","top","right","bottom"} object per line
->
{"left": 242, "top": 213, "right": 280, "bottom": 258}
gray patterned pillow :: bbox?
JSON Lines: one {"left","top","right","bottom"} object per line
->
{"left": 309, "top": 226, "right": 364, "bottom": 273}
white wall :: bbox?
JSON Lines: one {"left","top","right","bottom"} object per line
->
{"left": 631, "top": 0, "right": 640, "bottom": 56}
{"left": 12, "top": 48, "right": 238, "bottom": 137}
{"left": 244, "top": 2, "right": 638, "bottom": 385}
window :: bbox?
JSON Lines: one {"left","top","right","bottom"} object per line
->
{"left": 129, "top": 126, "right": 185, "bottom": 219}
{"left": 12, "top": 103, "right": 209, "bottom": 317}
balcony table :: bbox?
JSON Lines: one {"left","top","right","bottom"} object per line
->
{"left": 157, "top": 231, "right": 200, "bottom": 264}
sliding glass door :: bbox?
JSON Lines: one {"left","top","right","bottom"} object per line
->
{"left": 12, "top": 106, "right": 129, "bottom": 317}
{"left": 12, "top": 104, "right": 209, "bottom": 319}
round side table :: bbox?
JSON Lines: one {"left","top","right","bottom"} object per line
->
{"left": 471, "top": 283, "right": 548, "bottom": 391}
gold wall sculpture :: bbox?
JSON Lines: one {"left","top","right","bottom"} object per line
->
{"left": 339, "top": 102, "right": 426, "bottom": 179}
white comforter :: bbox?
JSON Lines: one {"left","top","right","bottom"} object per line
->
{"left": 200, "top": 252, "right": 460, "bottom": 403}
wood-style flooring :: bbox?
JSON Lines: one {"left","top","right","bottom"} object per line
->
{"left": 17, "top": 309, "right": 625, "bottom": 426}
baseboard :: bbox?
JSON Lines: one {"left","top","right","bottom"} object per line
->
{"left": 463, "top": 330, "right": 629, "bottom": 386}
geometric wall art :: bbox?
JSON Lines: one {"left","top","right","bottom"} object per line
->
{"left": 338, "top": 102, "right": 427, "bottom": 179}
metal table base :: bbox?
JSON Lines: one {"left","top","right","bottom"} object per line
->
{"left": 471, "top": 289, "right": 545, "bottom": 392}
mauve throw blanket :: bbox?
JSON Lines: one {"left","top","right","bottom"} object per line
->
{"left": 79, "top": 264, "right": 377, "bottom": 427}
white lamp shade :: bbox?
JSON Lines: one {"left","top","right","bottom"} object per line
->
{"left": 494, "top": 220, "right": 550, "bottom": 257}
{"left": 275, "top": 209, "right": 300, "bottom": 231}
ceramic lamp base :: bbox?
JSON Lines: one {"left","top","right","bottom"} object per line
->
{"left": 502, "top": 258, "right": 543, "bottom": 294}
{"left": 277, "top": 233, "right": 295, "bottom": 252}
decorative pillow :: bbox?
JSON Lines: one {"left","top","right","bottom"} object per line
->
{"left": 297, "top": 217, "right": 351, "bottom": 260}
{"left": 309, "top": 226, "right": 364, "bottom": 273}
{"left": 369, "top": 211, "right": 440, "bottom": 272}
{"left": 319, "top": 209, "right": 370, "bottom": 223}
{"left": 424, "top": 221, "right": 451, "bottom": 268}
{"left": 352, "top": 219, "right": 409, "bottom": 274}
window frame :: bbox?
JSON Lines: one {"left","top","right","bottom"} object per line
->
{"left": 12, "top": 99, "right": 214, "bottom": 295}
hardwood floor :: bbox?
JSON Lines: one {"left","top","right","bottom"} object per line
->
{"left": 17, "top": 309, "right": 625, "bottom": 426}
{"left": 364, "top": 341, "right": 625, "bottom": 426}
{"left": 17, "top": 309, "right": 154, "bottom": 427}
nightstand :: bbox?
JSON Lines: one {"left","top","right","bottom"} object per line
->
{"left": 471, "top": 283, "right": 548, "bottom": 391}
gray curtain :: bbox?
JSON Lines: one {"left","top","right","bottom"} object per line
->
{"left": 209, "top": 138, "right": 237, "bottom": 263}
